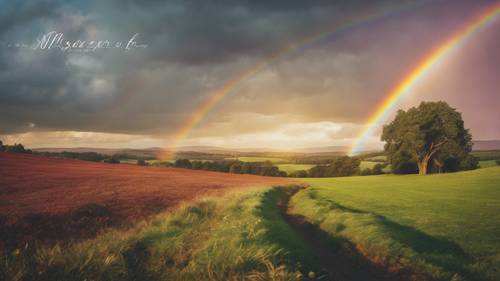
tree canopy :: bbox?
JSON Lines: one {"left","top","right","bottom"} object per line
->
{"left": 382, "top": 101, "right": 476, "bottom": 175}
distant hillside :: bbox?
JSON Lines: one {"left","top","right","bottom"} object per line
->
{"left": 33, "top": 140, "right": 500, "bottom": 158}
{"left": 33, "top": 147, "right": 163, "bottom": 158}
{"left": 473, "top": 140, "right": 500, "bottom": 151}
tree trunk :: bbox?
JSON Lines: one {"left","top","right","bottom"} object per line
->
{"left": 418, "top": 159, "right": 428, "bottom": 175}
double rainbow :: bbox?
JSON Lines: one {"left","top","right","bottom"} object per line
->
{"left": 350, "top": 2, "right": 500, "bottom": 155}
{"left": 161, "top": 2, "right": 500, "bottom": 158}
{"left": 160, "top": 1, "right": 422, "bottom": 157}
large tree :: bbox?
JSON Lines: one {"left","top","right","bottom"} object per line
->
{"left": 382, "top": 101, "right": 474, "bottom": 175}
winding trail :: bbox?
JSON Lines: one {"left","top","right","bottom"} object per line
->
{"left": 278, "top": 187, "right": 410, "bottom": 281}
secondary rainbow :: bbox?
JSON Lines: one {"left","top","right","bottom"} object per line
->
{"left": 350, "top": 3, "right": 500, "bottom": 155}
{"left": 161, "top": 2, "right": 424, "bottom": 157}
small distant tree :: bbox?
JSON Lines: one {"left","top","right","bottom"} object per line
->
{"left": 360, "top": 168, "right": 372, "bottom": 176}
{"left": 372, "top": 163, "right": 384, "bottom": 175}
{"left": 326, "top": 156, "right": 360, "bottom": 177}
{"left": 308, "top": 165, "right": 327, "bottom": 177}
{"left": 289, "top": 170, "right": 308, "bottom": 178}
{"left": 0, "top": 140, "right": 4, "bottom": 152}
{"left": 191, "top": 160, "right": 203, "bottom": 170}
{"left": 103, "top": 157, "right": 120, "bottom": 164}
{"left": 382, "top": 101, "right": 474, "bottom": 175}
{"left": 4, "top": 143, "right": 31, "bottom": 154}
{"left": 496, "top": 159, "right": 500, "bottom": 166}
{"left": 137, "top": 159, "right": 147, "bottom": 166}
{"left": 229, "top": 162, "right": 242, "bottom": 174}
{"left": 174, "top": 159, "right": 192, "bottom": 169}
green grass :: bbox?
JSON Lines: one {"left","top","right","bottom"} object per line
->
{"left": 292, "top": 167, "right": 500, "bottom": 281}
{"left": 119, "top": 159, "right": 141, "bottom": 164}
{"left": 1, "top": 186, "right": 317, "bottom": 281}
{"left": 364, "top": 155, "right": 387, "bottom": 162}
{"left": 360, "top": 161, "right": 391, "bottom": 173}
{"left": 225, "top": 157, "right": 288, "bottom": 164}
{"left": 479, "top": 160, "right": 499, "bottom": 168}
{"left": 359, "top": 161, "right": 378, "bottom": 170}
{"left": 146, "top": 159, "right": 175, "bottom": 165}
{"left": 276, "top": 164, "right": 314, "bottom": 174}
{"left": 472, "top": 150, "right": 500, "bottom": 161}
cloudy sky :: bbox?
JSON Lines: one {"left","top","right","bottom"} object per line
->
{"left": 0, "top": 0, "right": 499, "bottom": 151}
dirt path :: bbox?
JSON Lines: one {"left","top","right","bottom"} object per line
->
{"left": 278, "top": 188, "right": 409, "bottom": 281}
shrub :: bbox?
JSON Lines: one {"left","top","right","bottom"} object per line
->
{"left": 4, "top": 143, "right": 31, "bottom": 154}
{"left": 174, "top": 159, "right": 192, "bottom": 169}
{"left": 360, "top": 168, "right": 372, "bottom": 176}
{"left": 289, "top": 170, "right": 308, "bottom": 178}
{"left": 308, "top": 156, "right": 360, "bottom": 177}
{"left": 496, "top": 159, "right": 500, "bottom": 166}
{"left": 229, "top": 162, "right": 242, "bottom": 173}
{"left": 103, "top": 158, "right": 120, "bottom": 164}
{"left": 191, "top": 160, "right": 203, "bottom": 170}
{"left": 137, "top": 159, "right": 147, "bottom": 166}
{"left": 372, "top": 163, "right": 384, "bottom": 175}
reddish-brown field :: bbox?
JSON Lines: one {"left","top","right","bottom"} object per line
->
{"left": 0, "top": 152, "right": 290, "bottom": 219}
{"left": 0, "top": 152, "right": 292, "bottom": 245}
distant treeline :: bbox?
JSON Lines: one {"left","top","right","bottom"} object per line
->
{"left": 36, "top": 151, "right": 108, "bottom": 161}
{"left": 289, "top": 156, "right": 386, "bottom": 178}
{"left": 35, "top": 151, "right": 125, "bottom": 164}
{"left": 165, "top": 156, "right": 383, "bottom": 178}
{"left": 170, "top": 159, "right": 287, "bottom": 177}
{"left": 0, "top": 141, "right": 32, "bottom": 154}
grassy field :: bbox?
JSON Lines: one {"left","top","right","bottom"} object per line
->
{"left": 479, "top": 160, "right": 499, "bottom": 168}
{"left": 3, "top": 153, "right": 499, "bottom": 281}
{"left": 225, "top": 157, "right": 289, "bottom": 163}
{"left": 276, "top": 164, "right": 315, "bottom": 173}
{"left": 472, "top": 150, "right": 500, "bottom": 161}
{"left": 292, "top": 166, "right": 500, "bottom": 281}
{"left": 146, "top": 159, "right": 175, "bottom": 165}
{"left": 360, "top": 160, "right": 378, "bottom": 170}
{"left": 1, "top": 186, "right": 317, "bottom": 281}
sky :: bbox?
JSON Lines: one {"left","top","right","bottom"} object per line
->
{"left": 0, "top": 0, "right": 499, "bottom": 151}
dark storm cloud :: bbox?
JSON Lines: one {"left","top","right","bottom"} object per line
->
{"left": 0, "top": 1, "right": 60, "bottom": 36}
{"left": 0, "top": 0, "right": 377, "bottom": 134}
{"left": 0, "top": 0, "right": 499, "bottom": 144}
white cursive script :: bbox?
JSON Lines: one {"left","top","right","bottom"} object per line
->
{"left": 31, "top": 31, "right": 147, "bottom": 52}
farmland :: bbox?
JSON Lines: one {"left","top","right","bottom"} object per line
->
{"left": 1, "top": 152, "right": 500, "bottom": 281}
{"left": 0, "top": 152, "right": 290, "bottom": 246}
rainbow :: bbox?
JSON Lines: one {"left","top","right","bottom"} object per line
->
{"left": 160, "top": 1, "right": 424, "bottom": 157}
{"left": 350, "top": 2, "right": 500, "bottom": 155}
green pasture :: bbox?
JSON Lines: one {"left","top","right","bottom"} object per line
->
{"left": 292, "top": 167, "right": 500, "bottom": 281}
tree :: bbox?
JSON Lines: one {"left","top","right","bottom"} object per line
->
{"left": 4, "top": 143, "right": 31, "bottom": 154}
{"left": 103, "top": 157, "right": 120, "bottom": 164}
{"left": 175, "top": 159, "right": 192, "bottom": 169}
{"left": 307, "top": 156, "right": 360, "bottom": 177}
{"left": 372, "top": 163, "right": 384, "bottom": 175}
{"left": 229, "top": 162, "right": 242, "bottom": 173}
{"left": 382, "top": 101, "right": 474, "bottom": 175}
{"left": 326, "top": 156, "right": 360, "bottom": 177}
{"left": 289, "top": 170, "right": 308, "bottom": 178}
{"left": 0, "top": 140, "right": 4, "bottom": 152}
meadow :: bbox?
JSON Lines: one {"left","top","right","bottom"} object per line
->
{"left": 225, "top": 156, "right": 289, "bottom": 163}
{"left": 291, "top": 166, "right": 500, "bottom": 281}
{"left": 276, "top": 164, "right": 315, "bottom": 174}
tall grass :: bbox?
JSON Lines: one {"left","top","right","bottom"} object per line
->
{"left": 1, "top": 186, "right": 312, "bottom": 281}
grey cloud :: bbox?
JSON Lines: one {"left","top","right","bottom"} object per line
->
{"left": 0, "top": 0, "right": 499, "bottom": 144}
